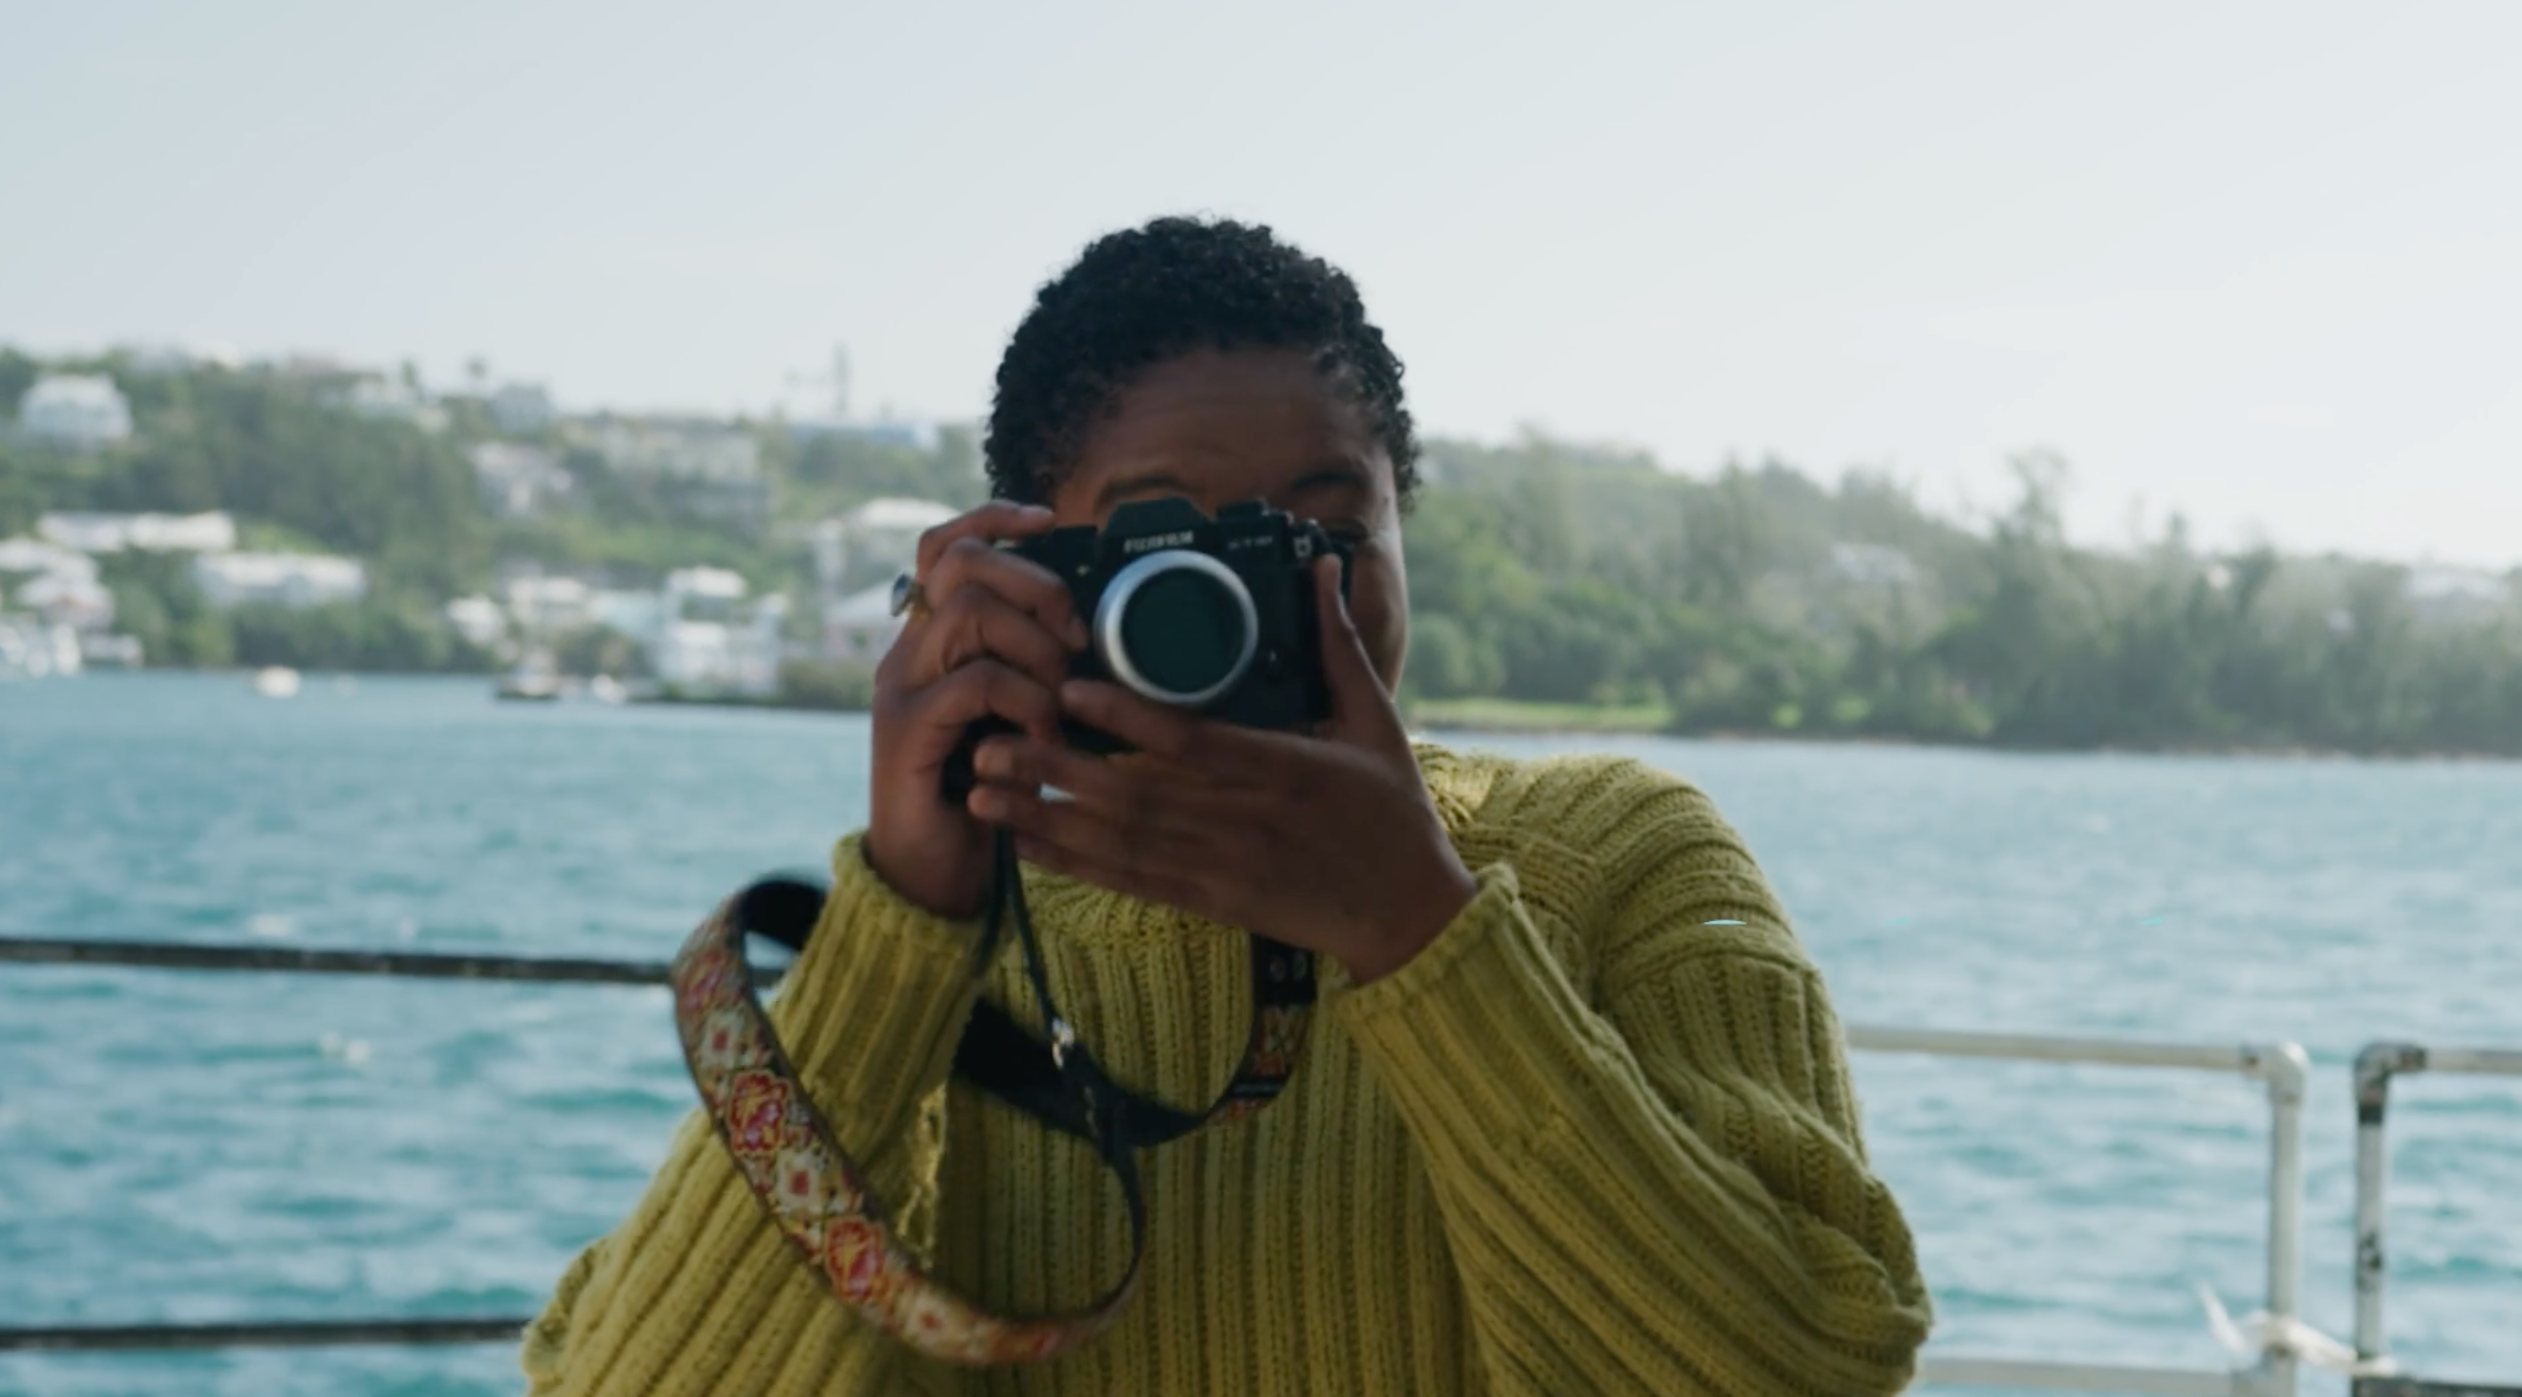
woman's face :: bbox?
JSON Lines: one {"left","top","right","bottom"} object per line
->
{"left": 1047, "top": 347, "right": 1410, "bottom": 692}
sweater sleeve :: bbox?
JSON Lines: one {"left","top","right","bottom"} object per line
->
{"left": 1334, "top": 762, "right": 1933, "bottom": 1396}
{"left": 521, "top": 835, "right": 986, "bottom": 1397}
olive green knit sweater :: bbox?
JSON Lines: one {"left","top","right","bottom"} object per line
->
{"left": 522, "top": 745, "right": 1931, "bottom": 1395}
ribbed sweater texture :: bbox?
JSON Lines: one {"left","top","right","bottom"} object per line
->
{"left": 522, "top": 745, "right": 1932, "bottom": 1395}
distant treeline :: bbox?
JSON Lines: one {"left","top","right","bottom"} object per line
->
{"left": 1402, "top": 439, "right": 2522, "bottom": 755}
{"left": 6, "top": 350, "right": 2519, "bottom": 754}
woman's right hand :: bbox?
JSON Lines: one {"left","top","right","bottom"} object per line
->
{"left": 862, "top": 501, "right": 1087, "bottom": 919}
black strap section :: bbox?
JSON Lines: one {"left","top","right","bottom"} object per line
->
{"left": 960, "top": 833, "right": 1313, "bottom": 1148}
{"left": 951, "top": 923, "right": 1311, "bottom": 1145}
{"left": 731, "top": 852, "right": 1314, "bottom": 1152}
{"left": 955, "top": 1001, "right": 1201, "bottom": 1146}
{"left": 733, "top": 877, "right": 825, "bottom": 954}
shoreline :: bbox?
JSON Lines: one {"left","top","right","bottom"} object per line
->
{"left": 23, "top": 668, "right": 2521, "bottom": 764}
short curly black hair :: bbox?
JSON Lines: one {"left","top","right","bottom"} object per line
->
{"left": 985, "top": 216, "right": 1420, "bottom": 509}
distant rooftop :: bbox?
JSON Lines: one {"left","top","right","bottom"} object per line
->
{"left": 846, "top": 498, "right": 958, "bottom": 532}
{"left": 38, "top": 511, "right": 238, "bottom": 554}
{"left": 666, "top": 566, "right": 748, "bottom": 600}
{"left": 18, "top": 374, "right": 135, "bottom": 448}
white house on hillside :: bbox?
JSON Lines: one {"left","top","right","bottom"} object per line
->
{"left": 503, "top": 574, "right": 596, "bottom": 634}
{"left": 575, "top": 418, "right": 770, "bottom": 527}
{"left": 652, "top": 567, "right": 784, "bottom": 697}
{"left": 191, "top": 552, "right": 367, "bottom": 610}
{"left": 808, "top": 497, "right": 958, "bottom": 596}
{"left": 39, "top": 511, "right": 238, "bottom": 553}
{"left": 468, "top": 442, "right": 574, "bottom": 518}
{"left": 0, "top": 537, "right": 114, "bottom": 633}
{"left": 445, "top": 595, "right": 509, "bottom": 651}
{"left": 488, "top": 384, "right": 556, "bottom": 434}
{"left": 18, "top": 375, "right": 134, "bottom": 450}
{"left": 15, "top": 571, "right": 114, "bottom": 632}
{"left": 341, "top": 376, "right": 447, "bottom": 432}
{"left": 580, "top": 420, "right": 762, "bottom": 482}
{"left": 822, "top": 580, "right": 908, "bottom": 664}
{"left": 0, "top": 537, "right": 92, "bottom": 577}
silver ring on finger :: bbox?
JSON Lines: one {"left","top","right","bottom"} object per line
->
{"left": 889, "top": 570, "right": 930, "bottom": 622}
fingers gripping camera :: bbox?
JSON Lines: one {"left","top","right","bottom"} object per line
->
{"left": 942, "top": 497, "right": 1353, "bottom": 799}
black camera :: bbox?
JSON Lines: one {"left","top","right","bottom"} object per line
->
{"left": 943, "top": 496, "right": 1351, "bottom": 798}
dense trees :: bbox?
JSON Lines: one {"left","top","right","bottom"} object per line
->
{"left": 1403, "top": 437, "right": 2522, "bottom": 754}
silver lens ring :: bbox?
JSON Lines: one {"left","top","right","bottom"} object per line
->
{"left": 1092, "top": 549, "right": 1260, "bottom": 707}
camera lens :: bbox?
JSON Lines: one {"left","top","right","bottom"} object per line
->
{"left": 1094, "top": 551, "right": 1259, "bottom": 706}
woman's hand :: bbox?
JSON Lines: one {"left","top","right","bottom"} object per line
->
{"left": 863, "top": 501, "right": 1088, "bottom": 920}
{"left": 963, "top": 557, "right": 1476, "bottom": 984}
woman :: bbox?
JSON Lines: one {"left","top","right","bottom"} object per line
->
{"left": 524, "top": 217, "right": 1932, "bottom": 1395}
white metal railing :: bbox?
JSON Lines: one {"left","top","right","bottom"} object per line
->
{"left": 2350, "top": 1042, "right": 2522, "bottom": 1381}
{"left": 1845, "top": 1025, "right": 2311, "bottom": 1397}
{"left": 11, "top": 935, "right": 2514, "bottom": 1393}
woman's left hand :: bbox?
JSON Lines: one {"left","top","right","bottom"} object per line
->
{"left": 963, "top": 557, "right": 1476, "bottom": 984}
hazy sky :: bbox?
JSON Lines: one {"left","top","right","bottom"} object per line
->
{"left": 8, "top": 2, "right": 2519, "bottom": 567}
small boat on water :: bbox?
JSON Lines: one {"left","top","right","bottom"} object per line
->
{"left": 251, "top": 666, "right": 301, "bottom": 698}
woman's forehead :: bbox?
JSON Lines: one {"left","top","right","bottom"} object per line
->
{"left": 1062, "top": 349, "right": 1390, "bottom": 514}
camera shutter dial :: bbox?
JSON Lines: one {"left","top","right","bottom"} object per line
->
{"left": 1093, "top": 550, "right": 1260, "bottom": 708}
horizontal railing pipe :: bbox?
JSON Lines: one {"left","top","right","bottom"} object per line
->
{"left": 0, "top": 1319, "right": 530, "bottom": 1352}
{"left": 0, "top": 933, "right": 671, "bottom": 985}
{"left": 1913, "top": 1355, "right": 2249, "bottom": 1396}
{"left": 1846, "top": 1023, "right": 2261, "bottom": 1074}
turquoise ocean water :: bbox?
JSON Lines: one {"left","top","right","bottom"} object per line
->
{"left": 2, "top": 673, "right": 2516, "bottom": 1396}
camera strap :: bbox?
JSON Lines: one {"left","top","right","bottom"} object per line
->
{"left": 954, "top": 833, "right": 1317, "bottom": 1147}
{"left": 670, "top": 837, "right": 1313, "bottom": 1366}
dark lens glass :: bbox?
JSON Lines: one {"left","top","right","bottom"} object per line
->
{"left": 1117, "top": 566, "right": 1249, "bottom": 700}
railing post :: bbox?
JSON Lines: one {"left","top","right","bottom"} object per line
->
{"left": 2353, "top": 1043, "right": 2425, "bottom": 1373}
{"left": 2247, "top": 1041, "right": 2310, "bottom": 1397}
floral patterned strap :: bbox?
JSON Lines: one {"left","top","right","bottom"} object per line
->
{"left": 672, "top": 896, "right": 1139, "bottom": 1365}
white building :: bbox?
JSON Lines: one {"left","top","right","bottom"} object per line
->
{"left": 191, "top": 552, "right": 367, "bottom": 610}
{"left": 3, "top": 534, "right": 135, "bottom": 658}
{"left": 15, "top": 570, "right": 115, "bottom": 631}
{"left": 809, "top": 497, "right": 958, "bottom": 595}
{"left": 17, "top": 374, "right": 134, "bottom": 450}
{"left": 0, "top": 616, "right": 83, "bottom": 678}
{"left": 664, "top": 567, "right": 747, "bottom": 622}
{"left": 580, "top": 419, "right": 762, "bottom": 483}
{"left": 38, "top": 510, "right": 238, "bottom": 554}
{"left": 574, "top": 417, "right": 771, "bottom": 527}
{"left": 822, "top": 580, "right": 907, "bottom": 664}
{"left": 589, "top": 588, "right": 662, "bottom": 641}
{"left": 445, "top": 595, "right": 509, "bottom": 651}
{"left": 488, "top": 383, "right": 557, "bottom": 434}
{"left": 340, "top": 375, "right": 446, "bottom": 432}
{"left": 503, "top": 574, "right": 596, "bottom": 634}
{"left": 468, "top": 442, "right": 574, "bottom": 517}
{"left": 847, "top": 497, "right": 956, "bottom": 555}
{"left": 0, "top": 537, "right": 94, "bottom": 579}
{"left": 652, "top": 567, "right": 784, "bottom": 697}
